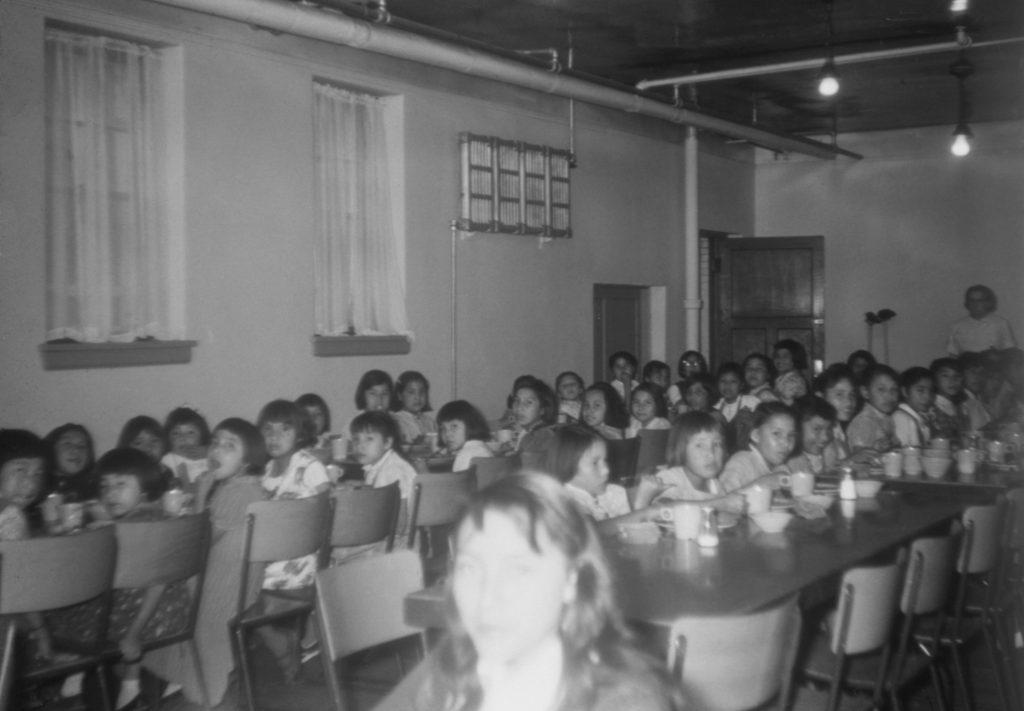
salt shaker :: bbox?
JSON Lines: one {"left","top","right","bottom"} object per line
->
{"left": 697, "top": 506, "right": 719, "bottom": 548}
{"left": 839, "top": 467, "right": 857, "bottom": 501}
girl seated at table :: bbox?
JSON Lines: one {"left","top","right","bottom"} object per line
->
{"left": 117, "top": 416, "right": 172, "bottom": 487}
{"left": 772, "top": 339, "right": 808, "bottom": 388}
{"left": 345, "top": 369, "right": 394, "bottom": 437}
{"left": 678, "top": 374, "right": 719, "bottom": 417}
{"left": 437, "top": 400, "right": 493, "bottom": 471}
{"left": 625, "top": 383, "right": 671, "bottom": 437}
{"left": 608, "top": 350, "right": 640, "bottom": 402}
{"left": 376, "top": 472, "right": 684, "bottom": 711}
{"left": 930, "top": 357, "right": 967, "bottom": 440}
{"left": 352, "top": 410, "right": 416, "bottom": 519}
{"left": 296, "top": 392, "right": 333, "bottom": 448}
{"left": 161, "top": 406, "right": 211, "bottom": 491}
{"left": 846, "top": 349, "right": 877, "bottom": 384}
{"left": 555, "top": 371, "right": 585, "bottom": 424}
{"left": 652, "top": 412, "right": 744, "bottom": 514}
{"left": 581, "top": 382, "right": 629, "bottom": 441}
{"left": 512, "top": 377, "right": 559, "bottom": 466}
{"left": 667, "top": 350, "right": 709, "bottom": 411}
{"left": 720, "top": 402, "right": 797, "bottom": 492}
{"left": 774, "top": 370, "right": 809, "bottom": 406}
{"left": 786, "top": 396, "right": 837, "bottom": 476}
{"left": 547, "top": 425, "right": 662, "bottom": 535}
{"left": 815, "top": 363, "right": 870, "bottom": 465}
{"left": 391, "top": 370, "right": 437, "bottom": 445}
{"left": 893, "top": 366, "right": 935, "bottom": 447}
{"left": 43, "top": 423, "right": 98, "bottom": 504}
{"left": 846, "top": 364, "right": 899, "bottom": 456}
{"left": 743, "top": 352, "right": 778, "bottom": 402}
{"left": 714, "top": 363, "right": 759, "bottom": 453}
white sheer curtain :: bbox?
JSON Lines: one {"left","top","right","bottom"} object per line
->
{"left": 46, "top": 29, "right": 183, "bottom": 343}
{"left": 313, "top": 83, "right": 409, "bottom": 337}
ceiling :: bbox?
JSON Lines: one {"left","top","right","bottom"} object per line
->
{"left": 317, "top": 0, "right": 1024, "bottom": 140}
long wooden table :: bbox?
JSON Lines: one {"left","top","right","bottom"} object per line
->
{"left": 405, "top": 489, "right": 974, "bottom": 630}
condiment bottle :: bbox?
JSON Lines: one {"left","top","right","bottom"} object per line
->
{"left": 697, "top": 507, "right": 719, "bottom": 548}
{"left": 839, "top": 467, "right": 857, "bottom": 501}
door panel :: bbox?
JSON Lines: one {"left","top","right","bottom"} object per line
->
{"left": 593, "top": 284, "right": 645, "bottom": 382}
{"left": 714, "top": 237, "right": 824, "bottom": 370}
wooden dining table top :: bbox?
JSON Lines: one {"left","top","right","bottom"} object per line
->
{"left": 404, "top": 488, "right": 977, "bottom": 630}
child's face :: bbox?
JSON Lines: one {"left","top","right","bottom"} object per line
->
{"left": 513, "top": 388, "right": 543, "bottom": 429}
{"left": 745, "top": 360, "right": 769, "bottom": 389}
{"left": 101, "top": 473, "right": 144, "bottom": 518}
{"left": 304, "top": 406, "right": 328, "bottom": 436}
{"left": 573, "top": 440, "right": 610, "bottom": 496}
{"left": 364, "top": 384, "right": 391, "bottom": 412}
{"left": 647, "top": 368, "right": 670, "bottom": 390}
{"left": 777, "top": 374, "right": 807, "bottom": 404}
{"left": 581, "top": 391, "right": 608, "bottom": 428}
{"left": 353, "top": 429, "right": 392, "bottom": 467}
{"left": 611, "top": 357, "right": 635, "bottom": 384}
{"left": 751, "top": 414, "right": 797, "bottom": 467}
{"left": 773, "top": 348, "right": 795, "bottom": 375}
{"left": 630, "top": 390, "right": 658, "bottom": 424}
{"left": 684, "top": 430, "right": 725, "bottom": 480}
{"left": 54, "top": 430, "right": 89, "bottom": 477}
{"left": 963, "top": 366, "right": 985, "bottom": 395}
{"left": 934, "top": 368, "right": 964, "bottom": 399}
{"left": 717, "top": 372, "right": 741, "bottom": 402}
{"left": 261, "top": 421, "right": 297, "bottom": 460}
{"left": 862, "top": 375, "right": 899, "bottom": 414}
{"left": 801, "top": 415, "right": 834, "bottom": 456}
{"left": 208, "top": 429, "right": 246, "bottom": 480}
{"left": 169, "top": 423, "right": 202, "bottom": 455}
{"left": 683, "top": 383, "right": 709, "bottom": 411}
{"left": 823, "top": 379, "right": 858, "bottom": 422}
{"left": 903, "top": 379, "right": 935, "bottom": 415}
{"left": 130, "top": 429, "right": 164, "bottom": 462}
{"left": 557, "top": 376, "right": 583, "bottom": 402}
{"left": 965, "top": 288, "right": 992, "bottom": 319}
{"left": 679, "top": 354, "right": 705, "bottom": 378}
{"left": 0, "top": 457, "right": 44, "bottom": 509}
{"left": 399, "top": 380, "right": 428, "bottom": 414}
{"left": 441, "top": 419, "right": 467, "bottom": 452}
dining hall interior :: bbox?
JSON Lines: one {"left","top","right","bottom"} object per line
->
{"left": 0, "top": 0, "right": 1022, "bottom": 710}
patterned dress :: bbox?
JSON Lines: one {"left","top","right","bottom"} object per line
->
{"left": 261, "top": 449, "right": 329, "bottom": 590}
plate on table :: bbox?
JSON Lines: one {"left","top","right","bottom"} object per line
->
{"left": 718, "top": 511, "right": 739, "bottom": 529}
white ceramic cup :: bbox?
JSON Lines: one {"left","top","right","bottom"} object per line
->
{"left": 497, "top": 429, "right": 514, "bottom": 444}
{"left": 986, "top": 440, "right": 1006, "bottom": 463}
{"left": 882, "top": 450, "right": 903, "bottom": 478}
{"left": 744, "top": 485, "right": 773, "bottom": 515}
{"left": 929, "top": 437, "right": 950, "bottom": 451}
{"left": 955, "top": 448, "right": 977, "bottom": 475}
{"left": 162, "top": 488, "right": 186, "bottom": 516}
{"left": 424, "top": 432, "right": 439, "bottom": 451}
{"left": 330, "top": 436, "right": 349, "bottom": 461}
{"left": 781, "top": 471, "right": 815, "bottom": 497}
{"left": 902, "top": 446, "right": 922, "bottom": 476}
{"left": 673, "top": 503, "right": 703, "bottom": 541}
{"left": 60, "top": 502, "right": 85, "bottom": 530}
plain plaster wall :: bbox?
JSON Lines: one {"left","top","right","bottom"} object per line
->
{"left": 754, "top": 122, "right": 1024, "bottom": 370}
{"left": 0, "top": 0, "right": 757, "bottom": 448}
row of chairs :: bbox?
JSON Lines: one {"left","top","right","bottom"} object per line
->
{"left": 607, "top": 428, "right": 670, "bottom": 483}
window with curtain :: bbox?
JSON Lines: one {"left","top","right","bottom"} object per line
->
{"left": 45, "top": 28, "right": 184, "bottom": 344}
{"left": 313, "top": 82, "right": 409, "bottom": 337}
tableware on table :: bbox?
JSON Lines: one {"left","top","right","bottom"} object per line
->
{"left": 330, "top": 435, "right": 349, "bottom": 461}
{"left": 854, "top": 479, "right": 884, "bottom": 498}
{"left": 717, "top": 512, "right": 739, "bottom": 529}
{"left": 424, "top": 432, "right": 439, "bottom": 452}
{"left": 326, "top": 463, "right": 343, "bottom": 482}
{"left": 697, "top": 507, "right": 719, "bottom": 548}
{"left": 618, "top": 522, "right": 660, "bottom": 545}
{"left": 839, "top": 469, "right": 857, "bottom": 500}
{"left": 42, "top": 492, "right": 63, "bottom": 533}
{"left": 750, "top": 511, "right": 793, "bottom": 534}
{"left": 60, "top": 502, "right": 85, "bottom": 531}
{"left": 162, "top": 487, "right": 186, "bottom": 516}
{"left": 955, "top": 448, "right": 976, "bottom": 476}
{"left": 921, "top": 448, "right": 952, "bottom": 459}
{"left": 921, "top": 456, "right": 951, "bottom": 479}
{"left": 839, "top": 499, "right": 857, "bottom": 519}
{"left": 496, "top": 429, "right": 514, "bottom": 444}
{"left": 902, "top": 446, "right": 922, "bottom": 476}
{"left": 673, "top": 502, "right": 703, "bottom": 541}
{"left": 744, "top": 485, "right": 773, "bottom": 514}
{"left": 881, "top": 451, "right": 903, "bottom": 478}
{"left": 985, "top": 439, "right": 1015, "bottom": 464}
{"left": 929, "top": 437, "right": 950, "bottom": 451}
{"left": 779, "top": 471, "right": 815, "bottom": 497}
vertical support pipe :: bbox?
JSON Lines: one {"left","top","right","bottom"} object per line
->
{"left": 683, "top": 126, "right": 701, "bottom": 352}
{"left": 450, "top": 220, "right": 458, "bottom": 400}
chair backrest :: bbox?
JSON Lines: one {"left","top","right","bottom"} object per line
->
{"left": 1005, "top": 488, "right": 1023, "bottom": 550}
{"left": 243, "top": 494, "right": 333, "bottom": 564}
{"left": 900, "top": 534, "right": 956, "bottom": 616}
{"left": 0, "top": 618, "right": 16, "bottom": 711}
{"left": 407, "top": 469, "right": 476, "bottom": 548}
{"left": 315, "top": 549, "right": 424, "bottom": 662}
{"left": 958, "top": 503, "right": 1002, "bottom": 574}
{"left": 471, "top": 454, "right": 520, "bottom": 491}
{"left": 667, "top": 594, "right": 801, "bottom": 711}
{"left": 635, "top": 428, "right": 670, "bottom": 476}
{"left": 0, "top": 525, "right": 117, "bottom": 614}
{"left": 830, "top": 562, "right": 901, "bottom": 656}
{"left": 113, "top": 512, "right": 211, "bottom": 589}
{"left": 605, "top": 437, "right": 641, "bottom": 482}
{"left": 329, "top": 482, "right": 401, "bottom": 550}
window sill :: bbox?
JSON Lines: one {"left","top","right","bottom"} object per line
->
{"left": 39, "top": 340, "right": 197, "bottom": 370}
{"left": 312, "top": 335, "right": 411, "bottom": 357}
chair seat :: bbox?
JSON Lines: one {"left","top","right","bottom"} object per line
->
{"left": 801, "top": 629, "right": 934, "bottom": 692}
{"left": 913, "top": 613, "right": 985, "bottom": 648}
{"left": 233, "top": 589, "right": 315, "bottom": 629}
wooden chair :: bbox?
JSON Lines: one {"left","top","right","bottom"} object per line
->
{"left": 635, "top": 428, "right": 670, "bottom": 476}
{"left": 406, "top": 468, "right": 476, "bottom": 550}
{"left": 230, "top": 494, "right": 333, "bottom": 711}
{"left": 667, "top": 594, "right": 801, "bottom": 711}
{"left": 0, "top": 525, "right": 117, "bottom": 711}
{"left": 471, "top": 454, "right": 520, "bottom": 491}
{"left": 325, "top": 481, "right": 401, "bottom": 560}
{"left": 111, "top": 512, "right": 212, "bottom": 711}
{"left": 0, "top": 618, "right": 16, "bottom": 711}
{"left": 605, "top": 437, "right": 641, "bottom": 483}
{"left": 315, "top": 550, "right": 426, "bottom": 711}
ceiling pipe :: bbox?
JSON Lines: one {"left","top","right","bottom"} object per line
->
{"left": 149, "top": 0, "right": 859, "bottom": 160}
{"left": 636, "top": 35, "right": 1024, "bottom": 90}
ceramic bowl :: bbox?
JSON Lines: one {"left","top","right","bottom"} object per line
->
{"left": 750, "top": 511, "right": 793, "bottom": 534}
{"left": 854, "top": 479, "right": 884, "bottom": 498}
{"left": 922, "top": 448, "right": 952, "bottom": 460}
{"left": 922, "top": 456, "right": 951, "bottom": 479}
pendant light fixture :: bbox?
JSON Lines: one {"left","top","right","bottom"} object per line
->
{"left": 949, "top": 28, "right": 974, "bottom": 157}
{"left": 818, "top": 0, "right": 840, "bottom": 97}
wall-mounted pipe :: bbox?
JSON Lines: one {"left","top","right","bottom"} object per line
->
{"left": 636, "top": 35, "right": 1024, "bottom": 91}
{"left": 149, "top": 0, "right": 859, "bottom": 160}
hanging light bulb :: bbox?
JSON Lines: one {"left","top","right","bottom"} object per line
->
{"left": 818, "top": 60, "right": 840, "bottom": 96}
{"left": 951, "top": 124, "right": 972, "bottom": 156}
